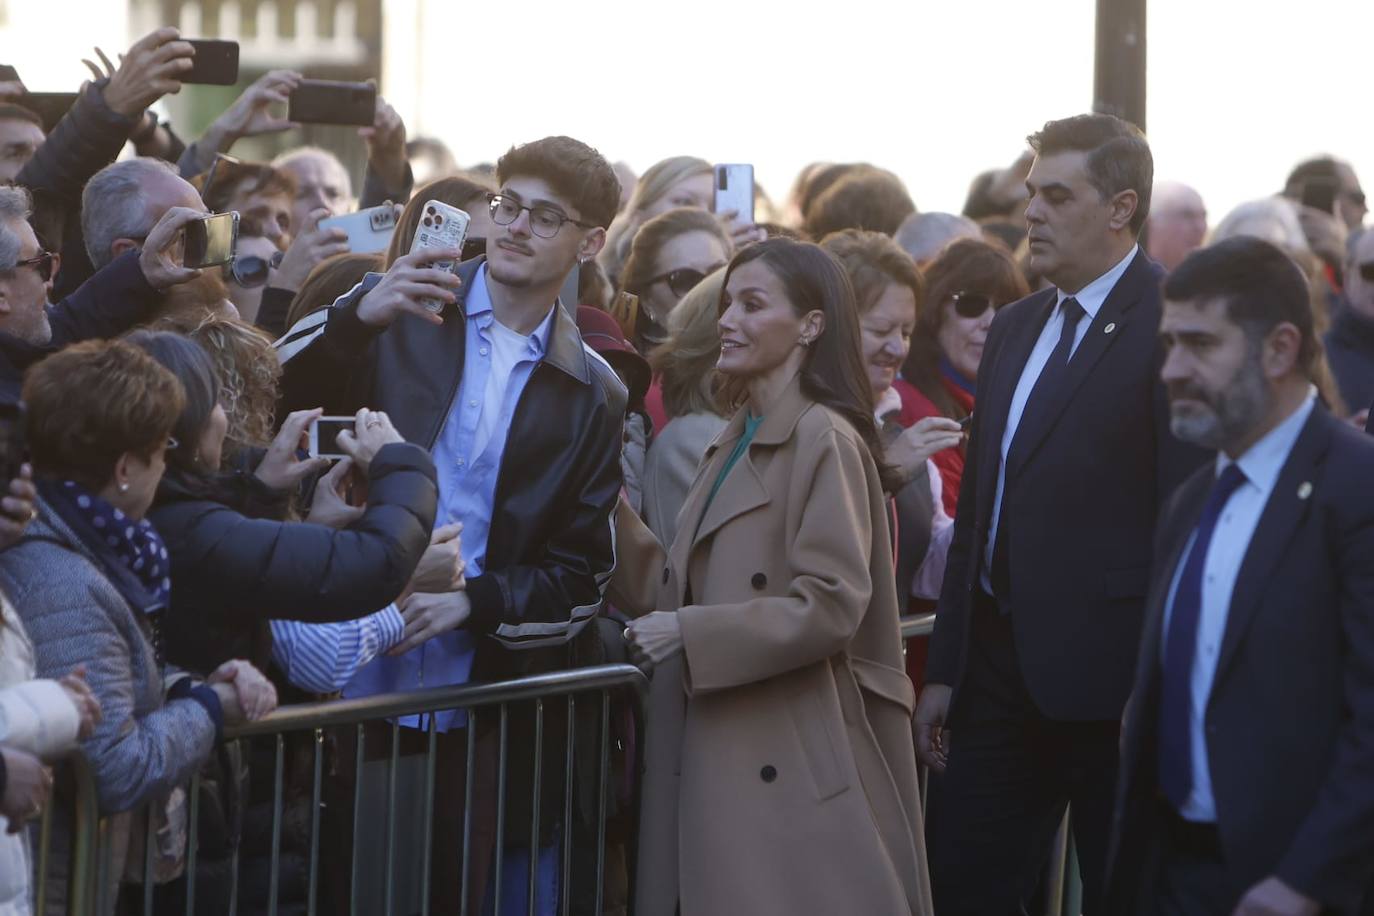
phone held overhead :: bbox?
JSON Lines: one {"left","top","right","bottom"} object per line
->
{"left": 182, "top": 39, "right": 239, "bottom": 85}
{"left": 288, "top": 80, "right": 377, "bottom": 127}
{"left": 713, "top": 163, "right": 755, "bottom": 223}
{"left": 320, "top": 204, "right": 398, "bottom": 254}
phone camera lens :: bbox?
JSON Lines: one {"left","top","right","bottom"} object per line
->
{"left": 434, "top": 215, "right": 443, "bottom": 225}
{"left": 718, "top": 170, "right": 728, "bottom": 191}
{"left": 422, "top": 217, "right": 432, "bottom": 227}
{"left": 426, "top": 206, "right": 435, "bottom": 215}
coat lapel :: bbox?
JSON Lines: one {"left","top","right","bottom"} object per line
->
{"left": 972, "top": 292, "right": 1055, "bottom": 524}
{"left": 1006, "top": 252, "right": 1156, "bottom": 481}
{"left": 1212, "top": 408, "right": 1332, "bottom": 685}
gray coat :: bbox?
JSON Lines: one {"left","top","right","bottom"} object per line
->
{"left": 0, "top": 495, "right": 217, "bottom": 911}
{"left": 642, "top": 412, "right": 728, "bottom": 549}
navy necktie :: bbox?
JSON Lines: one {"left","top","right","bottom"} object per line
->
{"left": 1158, "top": 463, "right": 1248, "bottom": 811}
{"left": 990, "top": 297, "right": 1085, "bottom": 598}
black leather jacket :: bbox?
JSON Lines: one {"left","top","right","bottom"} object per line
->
{"left": 276, "top": 256, "right": 626, "bottom": 679}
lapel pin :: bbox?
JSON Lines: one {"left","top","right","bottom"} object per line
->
{"left": 1104, "top": 322, "right": 1117, "bottom": 334}
{"left": 1297, "top": 481, "right": 1313, "bottom": 500}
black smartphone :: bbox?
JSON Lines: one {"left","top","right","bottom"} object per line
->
{"left": 288, "top": 80, "right": 377, "bottom": 126}
{"left": 183, "top": 39, "right": 239, "bottom": 86}
{"left": 0, "top": 402, "right": 29, "bottom": 486}
{"left": 0, "top": 65, "right": 20, "bottom": 84}
{"left": 183, "top": 212, "right": 240, "bottom": 269}
{"left": 19, "top": 92, "right": 78, "bottom": 132}
{"left": 1300, "top": 177, "right": 1338, "bottom": 215}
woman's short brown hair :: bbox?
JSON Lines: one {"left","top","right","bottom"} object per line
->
{"left": 23, "top": 339, "right": 184, "bottom": 490}
{"left": 285, "top": 252, "right": 385, "bottom": 329}
{"left": 818, "top": 229, "right": 925, "bottom": 316}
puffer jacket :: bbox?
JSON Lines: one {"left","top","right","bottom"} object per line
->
{"left": 0, "top": 487, "right": 220, "bottom": 914}
{"left": 145, "top": 442, "right": 438, "bottom": 676}
{"left": 0, "top": 597, "right": 82, "bottom": 916}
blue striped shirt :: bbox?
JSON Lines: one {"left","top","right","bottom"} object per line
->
{"left": 269, "top": 605, "right": 406, "bottom": 694}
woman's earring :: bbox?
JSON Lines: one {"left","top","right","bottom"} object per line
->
{"left": 118, "top": 482, "right": 130, "bottom": 493}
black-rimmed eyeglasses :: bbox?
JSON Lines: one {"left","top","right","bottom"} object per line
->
{"left": 487, "top": 193, "right": 596, "bottom": 239}
{"left": 0, "top": 252, "right": 55, "bottom": 283}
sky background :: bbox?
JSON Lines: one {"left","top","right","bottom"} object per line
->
{"left": 4, "top": 0, "right": 1370, "bottom": 226}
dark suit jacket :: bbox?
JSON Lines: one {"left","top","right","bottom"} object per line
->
{"left": 926, "top": 249, "right": 1205, "bottom": 721}
{"left": 1107, "top": 407, "right": 1374, "bottom": 913}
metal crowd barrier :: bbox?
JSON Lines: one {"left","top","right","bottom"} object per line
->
{"left": 37, "top": 663, "right": 649, "bottom": 916}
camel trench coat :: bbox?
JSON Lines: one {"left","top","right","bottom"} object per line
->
{"left": 611, "top": 378, "right": 933, "bottom": 916}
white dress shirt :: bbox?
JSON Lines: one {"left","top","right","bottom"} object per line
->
{"left": 982, "top": 245, "right": 1139, "bottom": 590}
{"left": 1161, "top": 390, "right": 1316, "bottom": 821}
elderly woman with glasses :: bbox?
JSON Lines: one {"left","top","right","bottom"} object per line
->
{"left": 898, "top": 238, "right": 1030, "bottom": 514}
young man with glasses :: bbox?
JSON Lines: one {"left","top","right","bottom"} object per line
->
{"left": 277, "top": 135, "right": 624, "bottom": 915}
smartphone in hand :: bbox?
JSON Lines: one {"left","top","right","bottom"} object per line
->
{"left": 408, "top": 200, "right": 470, "bottom": 313}
{"left": 183, "top": 212, "right": 240, "bottom": 269}
{"left": 289, "top": 80, "right": 377, "bottom": 126}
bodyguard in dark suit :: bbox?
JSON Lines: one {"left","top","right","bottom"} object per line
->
{"left": 1108, "top": 237, "right": 1374, "bottom": 914}
{"left": 914, "top": 114, "right": 1205, "bottom": 914}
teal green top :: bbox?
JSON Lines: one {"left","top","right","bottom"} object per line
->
{"left": 702, "top": 412, "right": 764, "bottom": 519}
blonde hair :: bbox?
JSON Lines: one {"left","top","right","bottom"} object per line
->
{"left": 600, "top": 156, "right": 712, "bottom": 284}
{"left": 647, "top": 268, "right": 727, "bottom": 417}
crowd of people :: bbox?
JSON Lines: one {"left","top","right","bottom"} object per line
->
{"left": 0, "top": 22, "right": 1372, "bottom": 916}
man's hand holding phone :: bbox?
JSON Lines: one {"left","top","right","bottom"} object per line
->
{"left": 98, "top": 28, "right": 195, "bottom": 119}
{"left": 195, "top": 69, "right": 302, "bottom": 166}
{"left": 139, "top": 207, "right": 206, "bottom": 289}
{"left": 361, "top": 96, "right": 408, "bottom": 193}
{"left": 333, "top": 408, "right": 403, "bottom": 473}
{"left": 355, "top": 247, "right": 462, "bottom": 327}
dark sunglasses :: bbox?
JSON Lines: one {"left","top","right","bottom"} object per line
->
{"left": 1347, "top": 190, "right": 1367, "bottom": 208}
{"left": 1361, "top": 262, "right": 1374, "bottom": 283}
{"left": 225, "top": 250, "right": 284, "bottom": 288}
{"left": 1, "top": 251, "right": 55, "bottom": 283}
{"left": 649, "top": 263, "right": 726, "bottom": 300}
{"left": 949, "top": 290, "right": 1002, "bottom": 319}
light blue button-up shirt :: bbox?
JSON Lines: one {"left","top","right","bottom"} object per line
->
{"left": 1161, "top": 390, "right": 1316, "bottom": 821}
{"left": 982, "top": 245, "right": 1138, "bottom": 592}
{"left": 344, "top": 265, "right": 555, "bottom": 730}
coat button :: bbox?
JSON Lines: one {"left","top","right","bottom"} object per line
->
{"left": 662, "top": 567, "right": 670, "bottom": 585}
{"left": 751, "top": 573, "right": 767, "bottom": 590}
{"left": 760, "top": 765, "right": 777, "bottom": 783}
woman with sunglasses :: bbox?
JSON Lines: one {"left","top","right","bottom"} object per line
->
{"left": 899, "top": 238, "right": 1030, "bottom": 514}
{"left": 619, "top": 208, "right": 732, "bottom": 355}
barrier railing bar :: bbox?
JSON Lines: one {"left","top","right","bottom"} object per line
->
{"left": 35, "top": 776, "right": 54, "bottom": 916}
{"left": 559, "top": 694, "right": 575, "bottom": 916}
{"left": 268, "top": 733, "right": 285, "bottom": 916}
{"left": 527, "top": 698, "right": 544, "bottom": 916}
{"left": 900, "top": 612, "right": 936, "bottom": 641}
{"left": 225, "top": 665, "right": 649, "bottom": 737}
{"left": 420, "top": 714, "right": 438, "bottom": 916}
{"left": 228, "top": 741, "right": 241, "bottom": 916}
{"left": 385, "top": 719, "right": 399, "bottom": 916}
{"left": 594, "top": 691, "right": 609, "bottom": 915}
{"left": 308, "top": 728, "right": 323, "bottom": 916}
{"left": 493, "top": 704, "right": 509, "bottom": 916}
{"left": 350, "top": 723, "right": 365, "bottom": 916}
{"left": 461, "top": 708, "right": 478, "bottom": 916}
{"left": 142, "top": 789, "right": 155, "bottom": 914}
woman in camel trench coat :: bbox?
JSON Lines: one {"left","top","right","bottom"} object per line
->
{"left": 611, "top": 238, "right": 932, "bottom": 916}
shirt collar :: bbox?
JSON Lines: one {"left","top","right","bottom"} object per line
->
{"left": 1217, "top": 387, "right": 1318, "bottom": 494}
{"left": 466, "top": 264, "right": 556, "bottom": 357}
{"left": 1056, "top": 244, "right": 1139, "bottom": 321}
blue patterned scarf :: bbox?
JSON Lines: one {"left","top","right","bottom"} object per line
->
{"left": 60, "top": 480, "right": 172, "bottom": 607}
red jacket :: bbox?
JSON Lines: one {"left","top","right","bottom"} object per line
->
{"left": 892, "top": 377, "right": 973, "bottom": 517}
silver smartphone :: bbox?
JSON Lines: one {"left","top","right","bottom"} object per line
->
{"left": 408, "top": 200, "right": 471, "bottom": 313}
{"left": 320, "top": 204, "right": 398, "bottom": 254}
{"left": 713, "top": 164, "right": 755, "bottom": 224}
{"left": 307, "top": 416, "right": 355, "bottom": 460}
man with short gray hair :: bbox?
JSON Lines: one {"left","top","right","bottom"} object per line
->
{"left": 81, "top": 157, "right": 205, "bottom": 271}
{"left": 0, "top": 185, "right": 201, "bottom": 399}
{"left": 894, "top": 211, "right": 982, "bottom": 266}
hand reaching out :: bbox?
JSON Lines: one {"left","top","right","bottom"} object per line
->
{"left": 306, "top": 458, "right": 365, "bottom": 529}
{"left": 408, "top": 523, "right": 465, "bottom": 594}
{"left": 255, "top": 408, "right": 330, "bottom": 492}
{"left": 207, "top": 660, "right": 278, "bottom": 724}
{"left": 96, "top": 28, "right": 194, "bottom": 119}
